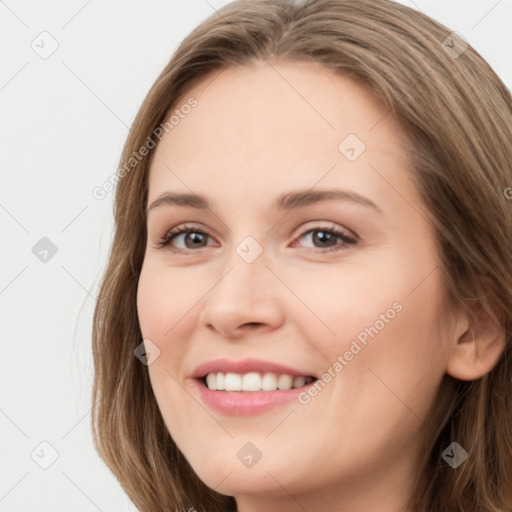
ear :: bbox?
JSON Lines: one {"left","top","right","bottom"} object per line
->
{"left": 446, "top": 296, "right": 506, "bottom": 381}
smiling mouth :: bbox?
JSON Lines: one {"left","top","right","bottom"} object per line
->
{"left": 200, "top": 371, "right": 317, "bottom": 392}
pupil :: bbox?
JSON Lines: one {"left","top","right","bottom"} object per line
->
{"left": 314, "top": 230, "right": 335, "bottom": 247}
{"left": 186, "top": 232, "right": 205, "bottom": 248}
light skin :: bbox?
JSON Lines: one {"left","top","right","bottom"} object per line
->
{"left": 136, "top": 60, "right": 505, "bottom": 512}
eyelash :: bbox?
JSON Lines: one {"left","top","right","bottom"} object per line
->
{"left": 154, "top": 223, "right": 357, "bottom": 254}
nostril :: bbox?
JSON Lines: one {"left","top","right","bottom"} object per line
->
{"left": 244, "top": 322, "right": 261, "bottom": 328}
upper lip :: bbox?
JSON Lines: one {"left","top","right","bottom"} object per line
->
{"left": 192, "top": 358, "right": 317, "bottom": 379}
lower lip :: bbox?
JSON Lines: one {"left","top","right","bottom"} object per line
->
{"left": 193, "top": 378, "right": 312, "bottom": 415}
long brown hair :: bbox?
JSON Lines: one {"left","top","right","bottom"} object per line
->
{"left": 91, "top": 1, "right": 512, "bottom": 510}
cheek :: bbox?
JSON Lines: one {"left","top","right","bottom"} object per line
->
{"left": 309, "top": 261, "right": 449, "bottom": 410}
{"left": 346, "top": 274, "right": 449, "bottom": 418}
{"left": 136, "top": 264, "right": 197, "bottom": 341}
{"left": 136, "top": 265, "right": 201, "bottom": 435}
{"left": 136, "top": 263, "right": 209, "bottom": 406}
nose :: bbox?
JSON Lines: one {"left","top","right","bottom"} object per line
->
{"left": 198, "top": 248, "right": 285, "bottom": 339}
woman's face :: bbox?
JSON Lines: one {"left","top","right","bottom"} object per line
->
{"left": 137, "top": 61, "right": 459, "bottom": 510}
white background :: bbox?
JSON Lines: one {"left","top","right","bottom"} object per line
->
{"left": 0, "top": 0, "right": 510, "bottom": 510}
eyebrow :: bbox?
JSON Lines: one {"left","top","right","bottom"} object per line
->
{"left": 146, "top": 189, "right": 382, "bottom": 214}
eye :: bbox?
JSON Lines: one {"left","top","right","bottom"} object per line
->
{"left": 154, "top": 222, "right": 357, "bottom": 254}
{"left": 154, "top": 223, "right": 214, "bottom": 251}
{"left": 292, "top": 223, "right": 357, "bottom": 253}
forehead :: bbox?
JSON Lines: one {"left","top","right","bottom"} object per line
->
{"left": 147, "top": 60, "right": 413, "bottom": 208}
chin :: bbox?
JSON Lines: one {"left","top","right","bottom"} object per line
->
{"left": 198, "top": 466, "right": 299, "bottom": 497}
{"left": 179, "top": 440, "right": 304, "bottom": 496}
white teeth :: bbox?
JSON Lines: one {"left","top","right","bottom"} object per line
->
{"left": 216, "top": 372, "right": 225, "bottom": 390}
{"left": 204, "top": 372, "right": 314, "bottom": 391}
{"left": 206, "top": 373, "right": 216, "bottom": 391}
{"left": 277, "top": 374, "right": 293, "bottom": 390}
{"left": 292, "top": 376, "right": 306, "bottom": 388}
{"left": 261, "top": 372, "right": 278, "bottom": 391}
{"left": 224, "top": 372, "right": 242, "bottom": 391}
{"left": 242, "top": 372, "right": 261, "bottom": 391}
